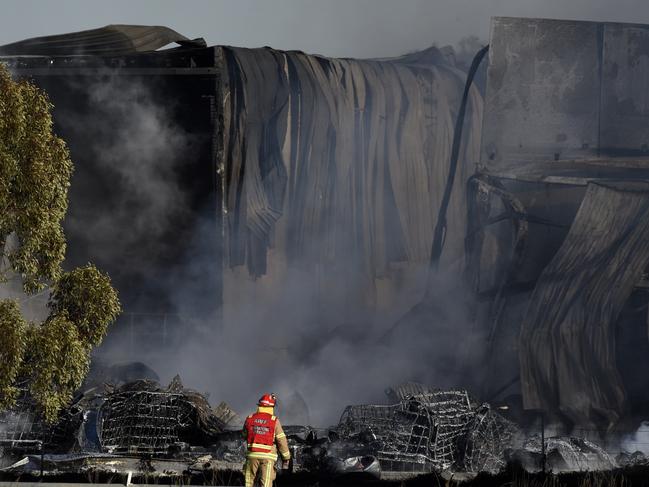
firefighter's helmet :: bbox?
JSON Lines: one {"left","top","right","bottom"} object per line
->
{"left": 258, "top": 393, "right": 277, "bottom": 407}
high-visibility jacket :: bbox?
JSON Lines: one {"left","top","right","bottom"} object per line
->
{"left": 242, "top": 407, "right": 290, "bottom": 462}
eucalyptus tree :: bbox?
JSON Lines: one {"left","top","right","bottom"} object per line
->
{"left": 0, "top": 64, "right": 120, "bottom": 421}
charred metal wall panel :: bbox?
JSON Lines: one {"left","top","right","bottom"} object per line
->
{"left": 601, "top": 23, "right": 649, "bottom": 154}
{"left": 482, "top": 17, "right": 602, "bottom": 169}
{"left": 483, "top": 17, "right": 649, "bottom": 169}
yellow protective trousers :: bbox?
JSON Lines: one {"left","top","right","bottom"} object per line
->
{"left": 243, "top": 458, "right": 276, "bottom": 487}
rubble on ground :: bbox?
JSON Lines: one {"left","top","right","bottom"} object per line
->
{"left": 463, "top": 403, "right": 521, "bottom": 473}
{"left": 313, "top": 387, "right": 519, "bottom": 475}
{"left": 508, "top": 435, "right": 617, "bottom": 472}
{"left": 616, "top": 451, "right": 649, "bottom": 468}
{"left": 0, "top": 375, "right": 228, "bottom": 456}
{"left": 0, "top": 377, "right": 631, "bottom": 481}
{"left": 100, "top": 376, "right": 225, "bottom": 453}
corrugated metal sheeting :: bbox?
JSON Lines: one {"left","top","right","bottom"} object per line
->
{"left": 519, "top": 182, "right": 649, "bottom": 425}
{"left": 0, "top": 25, "right": 205, "bottom": 57}
{"left": 221, "top": 46, "right": 483, "bottom": 279}
{"left": 483, "top": 17, "right": 649, "bottom": 170}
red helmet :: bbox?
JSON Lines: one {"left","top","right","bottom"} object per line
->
{"left": 258, "top": 393, "right": 277, "bottom": 407}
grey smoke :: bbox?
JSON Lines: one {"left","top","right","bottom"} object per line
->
{"left": 62, "top": 76, "right": 191, "bottom": 275}
{"left": 74, "top": 74, "right": 478, "bottom": 423}
{"left": 145, "top": 262, "right": 477, "bottom": 425}
{"left": 621, "top": 421, "right": 649, "bottom": 455}
{"left": 44, "top": 51, "right": 484, "bottom": 426}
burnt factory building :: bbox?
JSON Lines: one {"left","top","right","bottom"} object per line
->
{"left": 472, "top": 18, "right": 649, "bottom": 428}
{"left": 0, "top": 25, "right": 481, "bottom": 357}
{"left": 4, "top": 17, "right": 649, "bottom": 430}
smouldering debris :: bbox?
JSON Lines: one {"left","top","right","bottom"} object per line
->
{"left": 509, "top": 436, "right": 617, "bottom": 473}
{"left": 334, "top": 389, "right": 518, "bottom": 473}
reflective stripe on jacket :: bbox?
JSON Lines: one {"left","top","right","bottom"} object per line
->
{"left": 242, "top": 406, "right": 291, "bottom": 461}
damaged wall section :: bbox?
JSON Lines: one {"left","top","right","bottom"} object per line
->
{"left": 1, "top": 34, "right": 484, "bottom": 357}
{"left": 221, "top": 46, "right": 483, "bottom": 328}
{"left": 519, "top": 181, "right": 649, "bottom": 427}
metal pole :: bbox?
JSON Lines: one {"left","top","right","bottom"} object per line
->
{"left": 39, "top": 440, "right": 44, "bottom": 478}
{"left": 541, "top": 413, "right": 546, "bottom": 475}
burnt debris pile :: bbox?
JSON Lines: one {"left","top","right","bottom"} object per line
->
{"left": 197, "top": 385, "right": 520, "bottom": 479}
{"left": 99, "top": 376, "right": 226, "bottom": 453}
{"left": 464, "top": 404, "right": 520, "bottom": 473}
{"left": 509, "top": 436, "right": 617, "bottom": 473}
{"left": 0, "top": 376, "right": 230, "bottom": 461}
{"left": 321, "top": 389, "right": 518, "bottom": 475}
{"left": 0, "top": 379, "right": 641, "bottom": 482}
{"left": 0, "top": 407, "right": 46, "bottom": 455}
{"left": 334, "top": 390, "right": 475, "bottom": 471}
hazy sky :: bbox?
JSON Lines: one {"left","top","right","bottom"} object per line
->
{"left": 0, "top": 0, "right": 648, "bottom": 58}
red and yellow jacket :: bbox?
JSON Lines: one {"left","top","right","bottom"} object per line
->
{"left": 242, "top": 406, "right": 290, "bottom": 462}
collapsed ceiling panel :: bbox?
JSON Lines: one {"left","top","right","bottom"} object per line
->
{"left": 0, "top": 25, "right": 205, "bottom": 57}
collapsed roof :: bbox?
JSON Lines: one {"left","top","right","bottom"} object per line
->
{"left": 0, "top": 25, "right": 482, "bottom": 321}
{"left": 222, "top": 45, "right": 482, "bottom": 278}
{"left": 0, "top": 25, "right": 206, "bottom": 56}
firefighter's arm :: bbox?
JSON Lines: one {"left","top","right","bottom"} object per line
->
{"left": 274, "top": 419, "right": 291, "bottom": 461}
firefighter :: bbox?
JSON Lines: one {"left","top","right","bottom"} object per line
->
{"left": 242, "top": 393, "right": 291, "bottom": 487}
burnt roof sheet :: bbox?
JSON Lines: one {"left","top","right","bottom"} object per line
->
{"left": 0, "top": 25, "right": 205, "bottom": 57}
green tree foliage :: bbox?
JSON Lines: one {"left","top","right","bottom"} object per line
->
{"left": 49, "top": 265, "right": 121, "bottom": 347}
{"left": 23, "top": 312, "right": 90, "bottom": 421}
{"left": 0, "top": 300, "right": 27, "bottom": 409}
{"left": 0, "top": 64, "right": 71, "bottom": 292}
{"left": 0, "top": 63, "right": 121, "bottom": 422}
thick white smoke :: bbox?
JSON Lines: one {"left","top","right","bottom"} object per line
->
{"left": 621, "top": 421, "right": 649, "bottom": 454}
